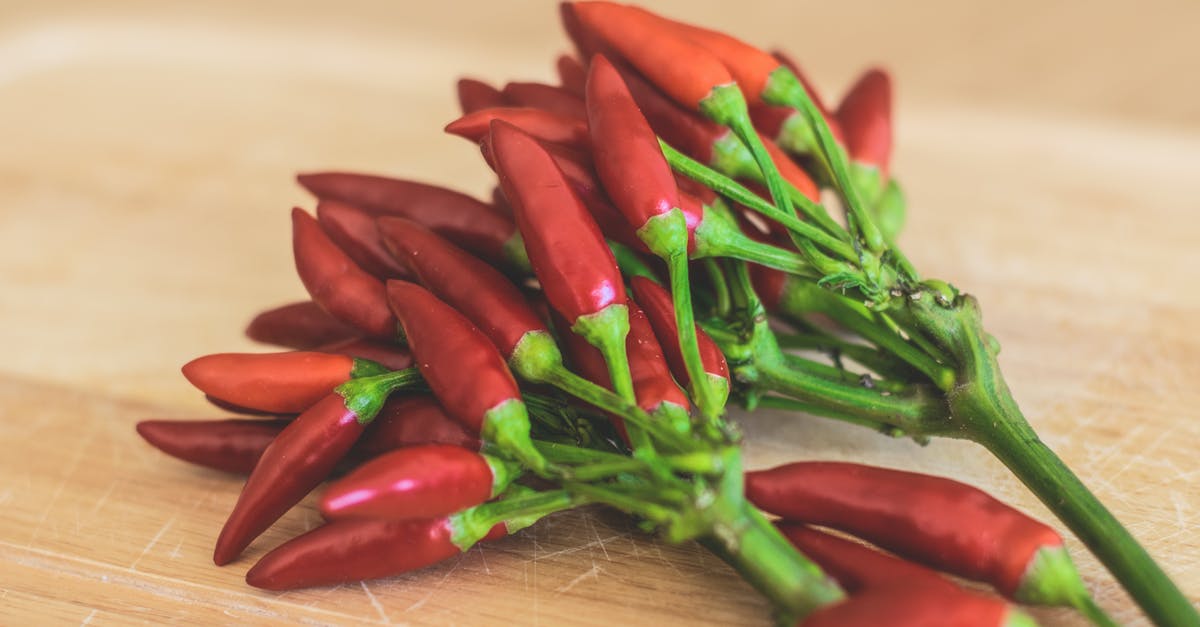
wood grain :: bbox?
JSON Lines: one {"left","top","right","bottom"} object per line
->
{"left": 1, "top": 2, "right": 1197, "bottom": 625}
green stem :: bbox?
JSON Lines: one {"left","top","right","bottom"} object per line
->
{"left": 703, "top": 231, "right": 818, "bottom": 278}
{"left": 781, "top": 353, "right": 910, "bottom": 395}
{"left": 666, "top": 250, "right": 724, "bottom": 421}
{"left": 756, "top": 395, "right": 912, "bottom": 439}
{"left": 564, "top": 481, "right": 676, "bottom": 523}
{"left": 774, "top": 331, "right": 923, "bottom": 382}
{"left": 704, "top": 258, "right": 732, "bottom": 317}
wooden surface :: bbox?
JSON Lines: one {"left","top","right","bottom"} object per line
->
{"left": 1, "top": 2, "right": 1198, "bottom": 625}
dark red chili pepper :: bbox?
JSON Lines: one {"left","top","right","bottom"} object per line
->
{"left": 555, "top": 54, "right": 587, "bottom": 95}
{"left": 315, "top": 200, "right": 412, "bottom": 279}
{"left": 798, "top": 580, "right": 1018, "bottom": 627}
{"left": 456, "top": 77, "right": 507, "bottom": 114}
{"left": 245, "top": 516, "right": 507, "bottom": 590}
{"left": 244, "top": 300, "right": 357, "bottom": 350}
{"left": 320, "top": 444, "right": 515, "bottom": 520}
{"left": 629, "top": 276, "right": 728, "bottom": 388}
{"left": 776, "top": 522, "right": 947, "bottom": 593}
{"left": 204, "top": 395, "right": 286, "bottom": 417}
{"left": 136, "top": 419, "right": 287, "bottom": 475}
{"left": 357, "top": 394, "right": 481, "bottom": 456}
{"left": 501, "top": 81, "right": 588, "bottom": 119}
{"left": 292, "top": 207, "right": 397, "bottom": 339}
{"left": 490, "top": 185, "right": 513, "bottom": 218}
{"left": 182, "top": 351, "right": 388, "bottom": 414}
{"left": 489, "top": 120, "right": 624, "bottom": 327}
{"left": 376, "top": 217, "right": 547, "bottom": 358}
{"left": 385, "top": 280, "right": 545, "bottom": 470}
{"left": 296, "top": 172, "right": 522, "bottom": 268}
{"left": 445, "top": 106, "right": 589, "bottom": 147}
{"left": 746, "top": 461, "right": 1066, "bottom": 598}
{"left": 836, "top": 68, "right": 893, "bottom": 177}
{"left": 213, "top": 391, "right": 374, "bottom": 564}
{"left": 313, "top": 337, "right": 413, "bottom": 371}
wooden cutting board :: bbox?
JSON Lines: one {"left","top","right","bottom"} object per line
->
{"left": 1, "top": 2, "right": 1197, "bottom": 625}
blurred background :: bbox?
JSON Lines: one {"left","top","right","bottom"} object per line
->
{"left": 0, "top": 2, "right": 1197, "bottom": 625}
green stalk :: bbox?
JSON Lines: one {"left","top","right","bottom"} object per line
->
{"left": 756, "top": 395, "right": 911, "bottom": 439}
{"left": 704, "top": 258, "right": 732, "bottom": 317}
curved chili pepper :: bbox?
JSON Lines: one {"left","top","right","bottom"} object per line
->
{"left": 136, "top": 419, "right": 287, "bottom": 475}
{"left": 296, "top": 172, "right": 522, "bottom": 268}
{"left": 555, "top": 54, "right": 587, "bottom": 95}
{"left": 747, "top": 462, "right": 1072, "bottom": 600}
{"left": 501, "top": 81, "right": 587, "bottom": 119}
{"left": 490, "top": 185, "right": 512, "bottom": 218}
{"left": 445, "top": 106, "right": 589, "bottom": 147}
{"left": 776, "top": 522, "right": 947, "bottom": 593}
{"left": 182, "top": 351, "right": 388, "bottom": 414}
{"left": 315, "top": 200, "right": 412, "bottom": 279}
{"left": 244, "top": 300, "right": 357, "bottom": 350}
{"left": 245, "top": 516, "right": 507, "bottom": 590}
{"left": 292, "top": 207, "right": 397, "bottom": 339}
{"left": 456, "top": 77, "right": 507, "bottom": 114}
{"left": 358, "top": 394, "right": 481, "bottom": 456}
{"left": 488, "top": 120, "right": 624, "bottom": 327}
{"left": 376, "top": 216, "right": 549, "bottom": 360}
{"left": 798, "top": 580, "right": 1021, "bottom": 627}
{"left": 313, "top": 337, "right": 413, "bottom": 371}
{"left": 629, "top": 276, "right": 728, "bottom": 388}
{"left": 320, "top": 444, "right": 517, "bottom": 520}
{"left": 836, "top": 68, "right": 893, "bottom": 177}
{"left": 213, "top": 391, "right": 373, "bottom": 564}
{"left": 384, "top": 280, "right": 545, "bottom": 471}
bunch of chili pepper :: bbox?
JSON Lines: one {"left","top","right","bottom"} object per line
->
{"left": 136, "top": 3, "right": 1197, "bottom": 626}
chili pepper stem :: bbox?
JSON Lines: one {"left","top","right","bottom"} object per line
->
{"left": 755, "top": 396, "right": 913, "bottom": 440}
{"left": 694, "top": 209, "right": 817, "bottom": 278}
{"left": 481, "top": 398, "right": 551, "bottom": 475}
{"left": 909, "top": 292, "right": 1200, "bottom": 627}
{"left": 335, "top": 367, "right": 425, "bottom": 424}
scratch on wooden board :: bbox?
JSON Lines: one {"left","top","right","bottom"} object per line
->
{"left": 130, "top": 516, "right": 174, "bottom": 570}
{"left": 30, "top": 429, "right": 93, "bottom": 544}
{"left": 554, "top": 564, "right": 602, "bottom": 594}
{"left": 476, "top": 544, "right": 491, "bottom": 575}
{"left": 581, "top": 513, "right": 611, "bottom": 562}
{"left": 80, "top": 609, "right": 96, "bottom": 625}
{"left": 360, "top": 582, "right": 391, "bottom": 625}
{"left": 404, "top": 553, "right": 463, "bottom": 613}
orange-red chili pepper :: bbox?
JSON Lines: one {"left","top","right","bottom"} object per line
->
{"left": 296, "top": 172, "right": 521, "bottom": 268}
{"left": 629, "top": 276, "right": 728, "bottom": 388}
{"left": 245, "top": 516, "right": 507, "bottom": 590}
{"left": 244, "top": 300, "right": 358, "bottom": 350}
{"left": 747, "top": 461, "right": 1067, "bottom": 598}
{"left": 320, "top": 444, "right": 515, "bottom": 520}
{"left": 137, "top": 419, "right": 287, "bottom": 475}
{"left": 292, "top": 207, "right": 397, "bottom": 339}
{"left": 456, "top": 77, "right": 507, "bottom": 114}
{"left": 445, "top": 106, "right": 589, "bottom": 147}
{"left": 312, "top": 337, "right": 413, "bottom": 371}
{"left": 315, "top": 200, "right": 412, "bottom": 279}
{"left": 501, "top": 81, "right": 587, "bottom": 119}
{"left": 181, "top": 351, "right": 388, "bottom": 414}
{"left": 555, "top": 54, "right": 587, "bottom": 96}
{"left": 836, "top": 68, "right": 893, "bottom": 177}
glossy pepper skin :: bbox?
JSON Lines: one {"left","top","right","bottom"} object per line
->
{"left": 776, "top": 523, "right": 949, "bottom": 593}
{"left": 501, "top": 81, "right": 588, "bottom": 119}
{"left": 297, "top": 172, "right": 521, "bottom": 267}
{"left": 292, "top": 208, "right": 397, "bottom": 339}
{"left": 489, "top": 120, "right": 625, "bottom": 325}
{"left": 181, "top": 351, "right": 387, "bottom": 414}
{"left": 245, "top": 517, "right": 507, "bottom": 590}
{"left": 445, "top": 106, "right": 589, "bottom": 147}
{"left": 357, "top": 394, "right": 481, "bottom": 457}
{"left": 136, "top": 419, "right": 287, "bottom": 475}
{"left": 320, "top": 444, "right": 509, "bottom": 520}
{"left": 315, "top": 200, "right": 412, "bottom": 279}
{"left": 836, "top": 68, "right": 893, "bottom": 177}
{"left": 313, "top": 337, "right": 414, "bottom": 371}
{"left": 212, "top": 392, "right": 372, "bottom": 565}
{"left": 456, "top": 77, "right": 507, "bottom": 114}
{"left": 629, "top": 276, "right": 728, "bottom": 387}
{"left": 747, "top": 461, "right": 1065, "bottom": 597}
{"left": 376, "top": 217, "right": 546, "bottom": 358}
{"left": 244, "top": 300, "right": 357, "bottom": 350}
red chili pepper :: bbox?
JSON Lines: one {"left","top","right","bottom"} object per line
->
{"left": 244, "top": 300, "right": 357, "bottom": 350}
{"left": 385, "top": 280, "right": 545, "bottom": 471}
{"left": 761, "top": 136, "right": 819, "bottom": 201}
{"left": 797, "top": 580, "right": 1018, "bottom": 627}
{"left": 749, "top": 51, "right": 843, "bottom": 146}
{"left": 315, "top": 200, "right": 412, "bottom": 279}
{"left": 456, "top": 77, "right": 507, "bottom": 114}
{"left": 776, "top": 522, "right": 948, "bottom": 593}
{"left": 182, "top": 351, "right": 388, "bottom": 414}
{"left": 213, "top": 391, "right": 374, "bottom": 564}
{"left": 245, "top": 516, "right": 507, "bottom": 590}
{"left": 555, "top": 54, "right": 587, "bottom": 95}
{"left": 836, "top": 68, "right": 893, "bottom": 177}
{"left": 313, "top": 337, "right": 414, "bottom": 371}
{"left": 490, "top": 185, "right": 513, "bottom": 218}
{"left": 629, "top": 276, "right": 728, "bottom": 388}
{"left": 136, "top": 419, "right": 287, "bottom": 475}
{"left": 376, "top": 216, "right": 547, "bottom": 358}
{"left": 320, "top": 444, "right": 515, "bottom": 520}
{"left": 568, "top": 3, "right": 735, "bottom": 110}
{"left": 445, "top": 106, "right": 589, "bottom": 147}
{"left": 296, "top": 172, "right": 521, "bottom": 268}
{"left": 501, "top": 81, "right": 588, "bottom": 119}
{"left": 292, "top": 207, "right": 397, "bottom": 339}
{"left": 746, "top": 461, "right": 1066, "bottom": 598}
{"left": 489, "top": 120, "right": 624, "bottom": 326}
{"left": 357, "top": 394, "right": 481, "bottom": 456}
{"left": 204, "top": 395, "right": 287, "bottom": 417}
